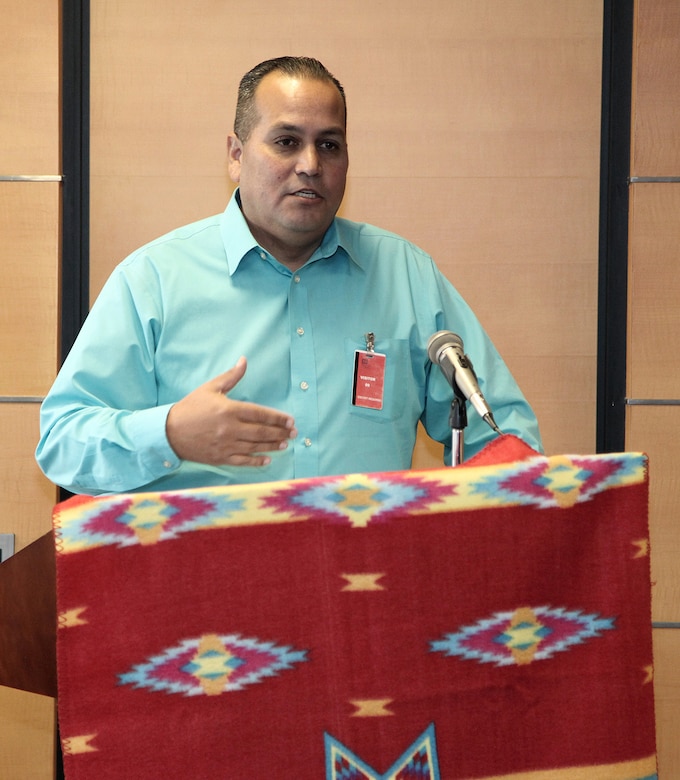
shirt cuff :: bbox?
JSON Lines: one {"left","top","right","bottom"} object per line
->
{"left": 126, "top": 403, "right": 182, "bottom": 477}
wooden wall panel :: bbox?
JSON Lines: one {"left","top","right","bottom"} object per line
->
{"left": 0, "top": 183, "right": 60, "bottom": 397}
{"left": 0, "top": 0, "right": 60, "bottom": 172}
{"left": 626, "top": 405, "right": 680, "bottom": 623}
{"left": 628, "top": 5, "right": 680, "bottom": 771}
{"left": 89, "top": 175, "right": 233, "bottom": 297}
{"left": 90, "top": 0, "right": 603, "bottom": 460}
{"left": 0, "top": 687, "right": 55, "bottom": 779}
{"left": 0, "top": 405, "right": 57, "bottom": 552}
{"left": 653, "top": 628, "right": 680, "bottom": 778}
{"left": 632, "top": 1, "right": 680, "bottom": 176}
{"left": 627, "top": 184, "right": 680, "bottom": 399}
{"left": 1, "top": 0, "right": 61, "bottom": 774}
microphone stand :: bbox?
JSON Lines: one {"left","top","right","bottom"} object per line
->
{"left": 449, "top": 384, "right": 468, "bottom": 467}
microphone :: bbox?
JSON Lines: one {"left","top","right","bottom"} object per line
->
{"left": 427, "top": 330, "right": 502, "bottom": 434}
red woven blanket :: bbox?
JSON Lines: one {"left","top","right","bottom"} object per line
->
{"left": 53, "top": 436, "right": 657, "bottom": 779}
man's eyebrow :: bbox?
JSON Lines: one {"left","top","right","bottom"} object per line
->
{"left": 271, "top": 122, "right": 346, "bottom": 137}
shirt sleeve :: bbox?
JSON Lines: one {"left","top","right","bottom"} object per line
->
{"left": 421, "top": 268, "right": 544, "bottom": 461}
{"left": 35, "top": 262, "right": 182, "bottom": 495}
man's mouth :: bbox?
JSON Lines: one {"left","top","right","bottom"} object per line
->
{"left": 294, "top": 190, "right": 321, "bottom": 200}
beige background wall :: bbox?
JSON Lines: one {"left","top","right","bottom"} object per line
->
{"left": 0, "top": 0, "right": 60, "bottom": 775}
{"left": 2, "top": 0, "right": 677, "bottom": 777}
{"left": 89, "top": 0, "right": 603, "bottom": 464}
{"left": 626, "top": 1, "right": 680, "bottom": 775}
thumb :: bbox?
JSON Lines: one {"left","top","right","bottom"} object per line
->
{"left": 211, "top": 356, "right": 247, "bottom": 395}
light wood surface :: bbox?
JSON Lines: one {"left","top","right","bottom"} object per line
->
{"left": 0, "top": 182, "right": 60, "bottom": 397}
{"left": 628, "top": 4, "right": 680, "bottom": 776}
{"left": 632, "top": 1, "right": 680, "bottom": 176}
{"left": 628, "top": 183, "right": 680, "bottom": 399}
{"left": 0, "top": 405, "right": 58, "bottom": 551}
{"left": 653, "top": 628, "right": 680, "bottom": 778}
{"left": 626, "top": 405, "right": 680, "bottom": 623}
{"left": 0, "top": 1, "right": 60, "bottom": 774}
{"left": 0, "top": 686, "right": 55, "bottom": 780}
{"left": 0, "top": 0, "right": 59, "bottom": 173}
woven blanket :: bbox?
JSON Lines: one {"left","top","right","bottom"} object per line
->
{"left": 53, "top": 436, "right": 657, "bottom": 779}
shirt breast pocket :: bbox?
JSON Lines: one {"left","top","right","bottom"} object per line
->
{"left": 344, "top": 337, "right": 411, "bottom": 423}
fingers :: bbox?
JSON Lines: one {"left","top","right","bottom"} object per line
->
{"left": 165, "top": 361, "right": 297, "bottom": 468}
{"left": 213, "top": 359, "right": 296, "bottom": 437}
{"left": 212, "top": 402, "right": 297, "bottom": 464}
{"left": 219, "top": 452, "right": 276, "bottom": 469}
{"left": 228, "top": 401, "right": 296, "bottom": 443}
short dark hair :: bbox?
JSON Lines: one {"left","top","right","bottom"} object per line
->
{"left": 233, "top": 56, "right": 347, "bottom": 142}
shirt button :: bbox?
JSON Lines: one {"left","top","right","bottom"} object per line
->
{"left": 296, "top": 327, "right": 305, "bottom": 336}
{"left": 294, "top": 275, "right": 301, "bottom": 283}
{"left": 300, "top": 381, "right": 309, "bottom": 391}
{"left": 304, "top": 438, "right": 312, "bottom": 447}
{"left": 259, "top": 250, "right": 267, "bottom": 260}
{"left": 163, "top": 460, "right": 173, "bottom": 469}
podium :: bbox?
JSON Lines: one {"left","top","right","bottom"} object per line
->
{"left": 0, "top": 437, "right": 658, "bottom": 779}
{"left": 0, "top": 530, "right": 57, "bottom": 698}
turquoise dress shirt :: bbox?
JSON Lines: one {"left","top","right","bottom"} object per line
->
{"left": 36, "top": 190, "right": 542, "bottom": 495}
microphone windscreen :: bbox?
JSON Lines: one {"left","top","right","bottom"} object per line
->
{"left": 427, "top": 331, "right": 464, "bottom": 364}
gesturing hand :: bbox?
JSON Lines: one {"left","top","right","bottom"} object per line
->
{"left": 165, "top": 356, "right": 297, "bottom": 467}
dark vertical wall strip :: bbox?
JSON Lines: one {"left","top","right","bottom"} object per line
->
{"left": 57, "top": 0, "right": 91, "bottom": 691}
{"left": 61, "top": 0, "right": 90, "bottom": 364}
{"left": 597, "top": 0, "right": 634, "bottom": 452}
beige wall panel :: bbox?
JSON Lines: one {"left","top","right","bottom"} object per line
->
{"left": 511, "top": 355, "right": 597, "bottom": 456}
{"left": 0, "top": 686, "right": 54, "bottom": 780}
{"left": 412, "top": 352, "right": 597, "bottom": 468}
{"left": 89, "top": 175, "right": 234, "bottom": 298}
{"left": 0, "top": 183, "right": 60, "bottom": 397}
{"left": 91, "top": 2, "right": 602, "bottom": 459}
{"left": 628, "top": 184, "right": 680, "bottom": 399}
{"left": 653, "top": 628, "right": 680, "bottom": 778}
{"left": 632, "top": 0, "right": 680, "bottom": 176}
{"left": 2, "top": 0, "right": 60, "bottom": 774}
{"left": 90, "top": 1, "right": 602, "bottom": 179}
{"left": 411, "top": 425, "right": 444, "bottom": 470}
{"left": 0, "top": 404, "right": 56, "bottom": 552}
{"left": 343, "top": 176, "right": 600, "bottom": 269}
{"left": 0, "top": 0, "right": 59, "bottom": 173}
{"left": 626, "top": 405, "right": 680, "bottom": 622}
{"left": 344, "top": 177, "right": 599, "bottom": 374}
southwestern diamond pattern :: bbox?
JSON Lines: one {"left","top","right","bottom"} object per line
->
{"left": 118, "top": 633, "right": 307, "bottom": 696}
{"left": 431, "top": 606, "right": 616, "bottom": 666}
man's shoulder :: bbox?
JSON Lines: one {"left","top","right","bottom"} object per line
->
{"left": 334, "top": 216, "right": 433, "bottom": 264}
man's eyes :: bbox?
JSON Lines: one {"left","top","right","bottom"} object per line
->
{"left": 274, "top": 138, "right": 342, "bottom": 152}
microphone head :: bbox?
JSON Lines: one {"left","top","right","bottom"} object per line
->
{"left": 427, "top": 331, "right": 464, "bottom": 364}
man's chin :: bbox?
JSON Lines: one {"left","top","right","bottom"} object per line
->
{"left": 282, "top": 213, "right": 334, "bottom": 238}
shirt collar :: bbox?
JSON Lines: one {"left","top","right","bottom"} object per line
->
{"left": 220, "top": 190, "right": 260, "bottom": 275}
{"left": 220, "top": 189, "right": 362, "bottom": 274}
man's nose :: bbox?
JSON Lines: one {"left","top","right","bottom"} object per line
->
{"left": 295, "top": 145, "right": 321, "bottom": 176}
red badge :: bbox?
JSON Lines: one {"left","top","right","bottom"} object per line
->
{"left": 352, "top": 350, "right": 386, "bottom": 410}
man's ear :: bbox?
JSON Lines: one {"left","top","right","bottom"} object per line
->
{"left": 227, "top": 133, "right": 242, "bottom": 183}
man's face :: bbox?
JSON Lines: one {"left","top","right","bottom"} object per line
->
{"left": 227, "top": 72, "right": 348, "bottom": 268}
